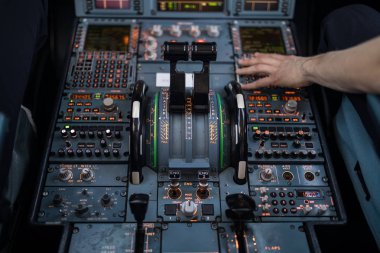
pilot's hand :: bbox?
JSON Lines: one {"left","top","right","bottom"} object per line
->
{"left": 236, "top": 53, "right": 312, "bottom": 90}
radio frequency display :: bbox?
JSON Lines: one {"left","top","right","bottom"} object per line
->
{"left": 157, "top": 0, "right": 224, "bottom": 12}
{"left": 95, "top": 0, "right": 131, "bottom": 9}
{"left": 244, "top": 0, "right": 279, "bottom": 11}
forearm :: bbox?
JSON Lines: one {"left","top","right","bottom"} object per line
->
{"left": 302, "top": 36, "right": 380, "bottom": 93}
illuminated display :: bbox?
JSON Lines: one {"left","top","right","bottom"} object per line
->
{"left": 70, "top": 94, "right": 92, "bottom": 100}
{"left": 157, "top": 0, "right": 224, "bottom": 12}
{"left": 281, "top": 96, "right": 302, "bottom": 101}
{"left": 105, "top": 93, "right": 127, "bottom": 100}
{"left": 248, "top": 95, "right": 268, "bottom": 101}
{"left": 95, "top": 0, "right": 131, "bottom": 9}
{"left": 244, "top": 0, "right": 279, "bottom": 11}
{"left": 84, "top": 26, "right": 130, "bottom": 51}
{"left": 296, "top": 190, "right": 322, "bottom": 199}
{"left": 240, "top": 27, "right": 285, "bottom": 54}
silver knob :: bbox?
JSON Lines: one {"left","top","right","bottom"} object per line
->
{"left": 284, "top": 100, "right": 298, "bottom": 114}
{"left": 170, "top": 25, "right": 182, "bottom": 37}
{"left": 180, "top": 200, "right": 197, "bottom": 217}
{"left": 151, "top": 24, "right": 163, "bottom": 37}
{"left": 103, "top": 97, "right": 116, "bottom": 112}
{"left": 207, "top": 25, "right": 220, "bottom": 37}
{"left": 189, "top": 25, "right": 201, "bottom": 38}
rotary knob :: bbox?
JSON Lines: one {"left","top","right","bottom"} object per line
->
{"left": 151, "top": 24, "right": 163, "bottom": 37}
{"left": 189, "top": 25, "right": 201, "bottom": 38}
{"left": 284, "top": 100, "right": 298, "bottom": 114}
{"left": 70, "top": 128, "right": 77, "bottom": 138}
{"left": 303, "top": 205, "right": 313, "bottom": 215}
{"left": 170, "top": 25, "right": 182, "bottom": 37}
{"left": 207, "top": 25, "right": 220, "bottom": 37}
{"left": 260, "top": 168, "right": 273, "bottom": 181}
{"left": 105, "top": 129, "right": 112, "bottom": 138}
{"left": 60, "top": 129, "right": 68, "bottom": 138}
{"left": 180, "top": 200, "right": 197, "bottom": 217}
{"left": 101, "top": 194, "right": 113, "bottom": 207}
{"left": 58, "top": 168, "right": 73, "bottom": 182}
{"left": 80, "top": 168, "right": 94, "bottom": 182}
{"left": 75, "top": 204, "right": 89, "bottom": 217}
{"left": 145, "top": 49, "right": 157, "bottom": 60}
{"left": 103, "top": 97, "right": 116, "bottom": 112}
{"left": 145, "top": 36, "right": 158, "bottom": 50}
{"left": 52, "top": 194, "right": 63, "bottom": 207}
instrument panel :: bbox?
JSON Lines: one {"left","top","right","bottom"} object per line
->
{"left": 32, "top": 1, "right": 345, "bottom": 252}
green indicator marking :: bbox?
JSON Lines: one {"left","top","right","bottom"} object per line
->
{"left": 65, "top": 125, "right": 70, "bottom": 129}
{"left": 217, "top": 94, "right": 224, "bottom": 169}
{"left": 253, "top": 126, "right": 259, "bottom": 130}
{"left": 153, "top": 93, "right": 159, "bottom": 168}
{"left": 208, "top": 2, "right": 218, "bottom": 6}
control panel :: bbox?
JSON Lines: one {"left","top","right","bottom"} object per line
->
{"left": 32, "top": 1, "right": 345, "bottom": 252}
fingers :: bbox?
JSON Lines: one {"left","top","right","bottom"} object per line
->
{"left": 236, "top": 64, "right": 277, "bottom": 76}
{"left": 238, "top": 56, "right": 280, "bottom": 67}
{"left": 241, "top": 76, "right": 275, "bottom": 90}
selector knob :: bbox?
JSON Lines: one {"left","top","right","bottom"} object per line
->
{"left": 253, "top": 130, "right": 261, "bottom": 140}
{"left": 293, "top": 139, "right": 301, "bottom": 148}
{"left": 88, "top": 131, "right": 95, "bottom": 138}
{"left": 101, "top": 194, "right": 113, "bottom": 207}
{"left": 145, "top": 36, "right": 158, "bottom": 50}
{"left": 97, "top": 131, "right": 103, "bottom": 138}
{"left": 284, "top": 100, "right": 298, "bottom": 114}
{"left": 67, "top": 148, "right": 74, "bottom": 157}
{"left": 303, "top": 205, "right": 313, "bottom": 215}
{"left": 180, "top": 200, "right": 197, "bottom": 217}
{"left": 189, "top": 25, "right": 201, "bottom": 38}
{"left": 145, "top": 49, "right": 157, "bottom": 60}
{"left": 75, "top": 204, "right": 89, "bottom": 217}
{"left": 70, "top": 129, "right": 77, "bottom": 138}
{"left": 81, "top": 168, "right": 94, "bottom": 181}
{"left": 318, "top": 205, "right": 328, "bottom": 215}
{"left": 85, "top": 149, "right": 92, "bottom": 157}
{"left": 308, "top": 150, "right": 317, "bottom": 159}
{"left": 100, "top": 139, "right": 107, "bottom": 147}
{"left": 304, "top": 132, "right": 312, "bottom": 140}
{"left": 58, "top": 168, "right": 73, "bottom": 182}
{"left": 115, "top": 131, "right": 121, "bottom": 139}
{"left": 260, "top": 168, "right": 273, "bottom": 181}
{"left": 52, "top": 194, "right": 63, "bottom": 207}
{"left": 170, "top": 25, "right": 182, "bottom": 37}
{"left": 206, "top": 25, "right": 220, "bottom": 37}
{"left": 58, "top": 148, "right": 65, "bottom": 157}
{"left": 103, "top": 97, "right": 116, "bottom": 112}
{"left": 94, "top": 148, "right": 101, "bottom": 157}
{"left": 151, "top": 24, "right": 163, "bottom": 37}
{"left": 255, "top": 149, "right": 264, "bottom": 158}
{"left": 60, "top": 129, "right": 68, "bottom": 138}
{"left": 105, "top": 129, "right": 112, "bottom": 138}
{"left": 79, "top": 130, "right": 86, "bottom": 138}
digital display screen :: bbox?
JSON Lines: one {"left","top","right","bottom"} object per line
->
{"left": 248, "top": 95, "right": 268, "bottom": 101}
{"left": 95, "top": 0, "right": 131, "bottom": 9}
{"left": 240, "top": 27, "right": 285, "bottom": 54}
{"left": 157, "top": 0, "right": 224, "bottom": 12}
{"left": 84, "top": 26, "right": 130, "bottom": 51}
{"left": 70, "top": 94, "right": 92, "bottom": 100}
{"left": 281, "top": 96, "right": 302, "bottom": 101}
{"left": 105, "top": 93, "right": 127, "bottom": 100}
{"left": 244, "top": 0, "right": 279, "bottom": 11}
{"left": 296, "top": 190, "right": 322, "bottom": 199}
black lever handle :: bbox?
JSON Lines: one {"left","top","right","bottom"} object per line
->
{"left": 130, "top": 81, "right": 148, "bottom": 184}
{"left": 129, "top": 193, "right": 150, "bottom": 253}
{"left": 225, "top": 81, "right": 248, "bottom": 184}
{"left": 225, "top": 193, "right": 255, "bottom": 253}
